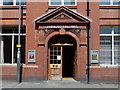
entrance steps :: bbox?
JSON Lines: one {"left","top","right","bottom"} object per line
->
{"left": 62, "top": 78, "right": 78, "bottom": 82}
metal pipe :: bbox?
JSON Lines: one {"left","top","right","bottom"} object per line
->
{"left": 17, "top": 0, "right": 21, "bottom": 83}
{"left": 87, "top": 23, "right": 90, "bottom": 84}
{"left": 86, "top": 0, "right": 91, "bottom": 16}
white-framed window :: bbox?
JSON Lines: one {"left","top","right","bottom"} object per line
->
{"left": 49, "top": 0, "right": 77, "bottom": 6}
{"left": 0, "top": 0, "right": 26, "bottom": 6}
{"left": 100, "top": 26, "right": 120, "bottom": 66}
{"left": 100, "top": 0, "right": 119, "bottom": 6}
{"left": 0, "top": 27, "right": 26, "bottom": 64}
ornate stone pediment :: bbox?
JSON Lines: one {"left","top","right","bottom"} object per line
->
{"left": 34, "top": 6, "right": 92, "bottom": 29}
{"left": 45, "top": 12, "right": 81, "bottom": 23}
{"left": 34, "top": 6, "right": 92, "bottom": 46}
{"left": 53, "top": 13, "right": 72, "bottom": 20}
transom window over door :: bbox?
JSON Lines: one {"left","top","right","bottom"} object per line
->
{"left": 49, "top": 0, "right": 76, "bottom": 6}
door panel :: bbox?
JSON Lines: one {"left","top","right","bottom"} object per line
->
{"left": 48, "top": 46, "right": 62, "bottom": 80}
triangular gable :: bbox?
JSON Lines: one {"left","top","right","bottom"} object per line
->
{"left": 34, "top": 6, "right": 92, "bottom": 25}
{"left": 45, "top": 12, "right": 82, "bottom": 23}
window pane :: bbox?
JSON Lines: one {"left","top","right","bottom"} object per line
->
{"left": 50, "top": 56, "right": 54, "bottom": 59}
{"left": 3, "top": 36, "right": 12, "bottom": 63}
{"left": 100, "top": 26, "right": 112, "bottom": 34}
{"left": 0, "top": 36, "right": 4, "bottom": 63}
{"left": 114, "top": 26, "right": 120, "bottom": 34}
{"left": 114, "top": 36, "right": 120, "bottom": 65}
{"left": 50, "top": 47, "right": 54, "bottom": 50}
{"left": 3, "top": 0, "right": 13, "bottom": 5}
{"left": 54, "top": 56, "right": 57, "bottom": 59}
{"left": 2, "top": 29, "right": 14, "bottom": 33}
{"left": 100, "top": 0, "right": 110, "bottom": 5}
{"left": 54, "top": 51, "right": 57, "bottom": 55}
{"left": 2, "top": 27, "right": 26, "bottom": 33}
{"left": 54, "top": 47, "right": 57, "bottom": 50}
{"left": 58, "top": 52, "right": 61, "bottom": 55}
{"left": 50, "top": 0, "right": 62, "bottom": 5}
{"left": 54, "top": 60, "right": 57, "bottom": 64}
{"left": 14, "top": 36, "right": 17, "bottom": 63}
{"left": 58, "top": 60, "right": 61, "bottom": 64}
{"left": 100, "top": 36, "right": 112, "bottom": 64}
{"left": 16, "top": 0, "right": 26, "bottom": 5}
{"left": 50, "top": 60, "right": 54, "bottom": 64}
{"left": 113, "top": 0, "right": 119, "bottom": 5}
{"left": 64, "top": 0, "right": 75, "bottom": 5}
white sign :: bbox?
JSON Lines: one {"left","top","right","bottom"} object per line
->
{"left": 57, "top": 56, "right": 61, "bottom": 60}
{"left": 91, "top": 50, "right": 99, "bottom": 63}
{"left": 28, "top": 50, "right": 36, "bottom": 63}
{"left": 39, "top": 25, "right": 79, "bottom": 28}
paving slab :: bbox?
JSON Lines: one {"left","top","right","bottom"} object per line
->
{"left": 1, "top": 79, "right": 118, "bottom": 89}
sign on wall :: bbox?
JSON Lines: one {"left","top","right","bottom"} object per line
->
{"left": 39, "top": 25, "right": 79, "bottom": 29}
{"left": 91, "top": 50, "right": 99, "bottom": 63}
{"left": 28, "top": 50, "right": 36, "bottom": 63}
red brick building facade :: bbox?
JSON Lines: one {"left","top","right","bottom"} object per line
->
{"left": 0, "top": 0, "right": 119, "bottom": 83}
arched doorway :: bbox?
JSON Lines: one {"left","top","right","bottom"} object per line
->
{"left": 48, "top": 35, "right": 77, "bottom": 80}
{"left": 34, "top": 6, "right": 91, "bottom": 81}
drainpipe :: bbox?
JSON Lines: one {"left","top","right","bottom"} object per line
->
{"left": 17, "top": 0, "right": 21, "bottom": 83}
{"left": 86, "top": 23, "right": 90, "bottom": 84}
{"left": 86, "top": 0, "right": 91, "bottom": 84}
{"left": 86, "top": 0, "right": 91, "bottom": 16}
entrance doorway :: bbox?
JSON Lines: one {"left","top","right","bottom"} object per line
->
{"left": 48, "top": 35, "right": 76, "bottom": 80}
{"left": 62, "top": 46, "right": 75, "bottom": 78}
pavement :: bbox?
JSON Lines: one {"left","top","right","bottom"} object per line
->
{"left": 1, "top": 79, "right": 118, "bottom": 89}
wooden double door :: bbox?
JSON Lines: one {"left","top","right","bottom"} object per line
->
{"left": 48, "top": 45, "right": 76, "bottom": 80}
